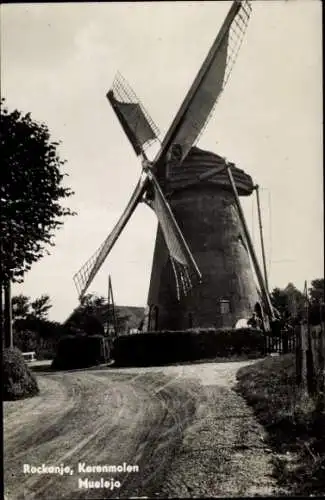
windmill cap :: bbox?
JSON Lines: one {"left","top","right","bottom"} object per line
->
{"left": 167, "top": 146, "right": 254, "bottom": 196}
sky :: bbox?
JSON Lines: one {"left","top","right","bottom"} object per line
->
{"left": 1, "top": 0, "right": 323, "bottom": 322}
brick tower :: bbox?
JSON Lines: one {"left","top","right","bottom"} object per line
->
{"left": 146, "top": 146, "right": 259, "bottom": 330}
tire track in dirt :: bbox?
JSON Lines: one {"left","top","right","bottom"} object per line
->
{"left": 4, "top": 368, "right": 197, "bottom": 500}
{"left": 116, "top": 371, "right": 198, "bottom": 499}
{"left": 4, "top": 377, "right": 72, "bottom": 443}
{"left": 4, "top": 360, "right": 283, "bottom": 499}
{"left": 5, "top": 372, "right": 143, "bottom": 499}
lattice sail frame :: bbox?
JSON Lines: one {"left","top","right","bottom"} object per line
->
{"left": 109, "top": 72, "right": 160, "bottom": 154}
{"left": 223, "top": 1, "right": 252, "bottom": 91}
{"left": 164, "top": 0, "right": 252, "bottom": 165}
{"left": 73, "top": 174, "right": 147, "bottom": 298}
{"left": 147, "top": 170, "right": 202, "bottom": 300}
{"left": 194, "top": 0, "right": 252, "bottom": 146}
{"left": 73, "top": 241, "right": 106, "bottom": 297}
{"left": 73, "top": 170, "right": 202, "bottom": 300}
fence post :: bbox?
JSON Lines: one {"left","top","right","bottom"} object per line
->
{"left": 319, "top": 322, "right": 325, "bottom": 411}
{"left": 301, "top": 321, "right": 308, "bottom": 391}
{"left": 306, "top": 325, "right": 316, "bottom": 395}
{"left": 299, "top": 282, "right": 309, "bottom": 392}
{"left": 295, "top": 323, "right": 302, "bottom": 385}
{"left": 4, "top": 280, "right": 13, "bottom": 348}
{"left": 283, "top": 328, "right": 288, "bottom": 354}
{"left": 320, "top": 302, "right": 325, "bottom": 384}
{"left": 316, "top": 303, "right": 325, "bottom": 410}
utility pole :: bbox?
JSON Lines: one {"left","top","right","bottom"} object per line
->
{"left": 2, "top": 220, "right": 14, "bottom": 348}
{"left": 0, "top": 283, "right": 4, "bottom": 349}
{"left": 108, "top": 275, "right": 117, "bottom": 340}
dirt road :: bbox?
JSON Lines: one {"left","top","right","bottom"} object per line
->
{"left": 4, "top": 360, "right": 281, "bottom": 499}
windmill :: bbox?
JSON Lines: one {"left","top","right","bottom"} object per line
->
{"left": 73, "top": 1, "right": 275, "bottom": 331}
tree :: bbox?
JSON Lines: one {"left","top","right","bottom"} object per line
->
{"left": 66, "top": 293, "right": 130, "bottom": 337}
{"left": 30, "top": 294, "right": 52, "bottom": 320}
{"left": 11, "top": 294, "right": 38, "bottom": 353}
{"left": 12, "top": 293, "right": 52, "bottom": 322}
{"left": 1, "top": 99, "right": 75, "bottom": 347}
{"left": 270, "top": 283, "right": 305, "bottom": 321}
{"left": 12, "top": 293, "right": 52, "bottom": 338}
{"left": 11, "top": 294, "right": 30, "bottom": 321}
{"left": 307, "top": 278, "right": 324, "bottom": 325}
{"left": 66, "top": 294, "right": 105, "bottom": 336}
{"left": 308, "top": 278, "right": 324, "bottom": 305}
{"left": 270, "top": 287, "right": 288, "bottom": 318}
{"left": 0, "top": 99, "right": 75, "bottom": 283}
{"left": 11, "top": 293, "right": 64, "bottom": 356}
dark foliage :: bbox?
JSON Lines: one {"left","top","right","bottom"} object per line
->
{"left": 308, "top": 302, "right": 325, "bottom": 326}
{"left": 29, "top": 294, "right": 52, "bottom": 320}
{"left": 65, "top": 312, "right": 105, "bottom": 336}
{"left": 270, "top": 283, "right": 305, "bottom": 320}
{"left": 0, "top": 99, "right": 75, "bottom": 283}
{"left": 309, "top": 278, "right": 324, "bottom": 305}
{"left": 66, "top": 293, "right": 130, "bottom": 336}
{"left": 3, "top": 347, "right": 39, "bottom": 400}
{"left": 14, "top": 317, "right": 66, "bottom": 358}
{"left": 11, "top": 294, "right": 65, "bottom": 358}
{"left": 113, "top": 327, "right": 265, "bottom": 367}
{"left": 270, "top": 280, "right": 324, "bottom": 326}
{"left": 11, "top": 294, "right": 30, "bottom": 320}
{"left": 52, "top": 335, "right": 110, "bottom": 370}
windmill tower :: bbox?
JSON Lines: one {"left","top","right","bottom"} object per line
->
{"left": 73, "top": 1, "right": 275, "bottom": 332}
{"left": 147, "top": 147, "right": 259, "bottom": 330}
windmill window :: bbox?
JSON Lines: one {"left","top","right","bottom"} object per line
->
{"left": 218, "top": 299, "right": 230, "bottom": 315}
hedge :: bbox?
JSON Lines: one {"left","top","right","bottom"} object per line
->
{"left": 51, "top": 334, "right": 111, "bottom": 370}
{"left": 112, "top": 328, "right": 265, "bottom": 366}
{"left": 3, "top": 347, "right": 39, "bottom": 401}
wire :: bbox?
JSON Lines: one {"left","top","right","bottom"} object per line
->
{"left": 267, "top": 188, "right": 272, "bottom": 280}
{"left": 257, "top": 186, "right": 272, "bottom": 283}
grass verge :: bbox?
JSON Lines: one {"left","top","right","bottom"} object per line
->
{"left": 236, "top": 354, "right": 325, "bottom": 496}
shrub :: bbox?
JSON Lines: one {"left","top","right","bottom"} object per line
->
{"left": 52, "top": 334, "right": 110, "bottom": 370}
{"left": 113, "top": 327, "right": 265, "bottom": 366}
{"left": 2, "top": 347, "right": 39, "bottom": 401}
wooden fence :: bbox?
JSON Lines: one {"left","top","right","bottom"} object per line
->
{"left": 264, "top": 328, "right": 296, "bottom": 355}
{"left": 296, "top": 320, "right": 325, "bottom": 398}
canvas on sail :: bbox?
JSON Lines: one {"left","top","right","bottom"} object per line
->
{"left": 164, "top": 0, "right": 252, "bottom": 165}
{"left": 107, "top": 90, "right": 158, "bottom": 156}
{"left": 148, "top": 170, "right": 201, "bottom": 299}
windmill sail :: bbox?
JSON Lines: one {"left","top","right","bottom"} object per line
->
{"left": 147, "top": 170, "right": 202, "bottom": 299}
{"left": 73, "top": 173, "right": 148, "bottom": 298}
{"left": 107, "top": 73, "right": 160, "bottom": 156}
{"left": 155, "top": 0, "right": 252, "bottom": 170}
{"left": 73, "top": 1, "right": 253, "bottom": 304}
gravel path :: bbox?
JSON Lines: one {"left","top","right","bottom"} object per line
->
{"left": 4, "top": 359, "right": 281, "bottom": 499}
